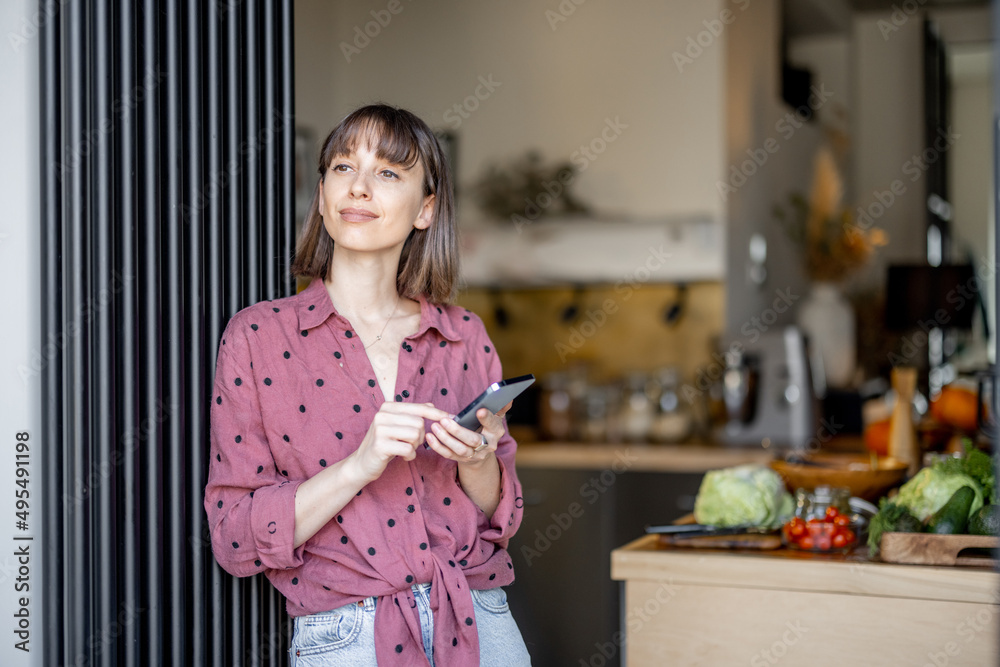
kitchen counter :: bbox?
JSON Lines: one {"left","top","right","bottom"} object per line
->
{"left": 611, "top": 534, "right": 999, "bottom": 666}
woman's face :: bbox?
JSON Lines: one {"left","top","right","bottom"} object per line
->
{"left": 318, "top": 140, "right": 435, "bottom": 255}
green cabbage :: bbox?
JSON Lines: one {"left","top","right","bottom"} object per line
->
{"left": 894, "top": 467, "right": 984, "bottom": 522}
{"left": 693, "top": 465, "right": 794, "bottom": 527}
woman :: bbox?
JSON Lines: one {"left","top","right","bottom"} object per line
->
{"left": 204, "top": 104, "right": 531, "bottom": 666}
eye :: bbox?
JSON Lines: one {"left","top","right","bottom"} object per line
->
{"left": 331, "top": 163, "right": 351, "bottom": 173}
{"left": 379, "top": 169, "right": 399, "bottom": 180}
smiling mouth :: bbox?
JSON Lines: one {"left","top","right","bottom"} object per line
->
{"left": 339, "top": 208, "right": 379, "bottom": 223}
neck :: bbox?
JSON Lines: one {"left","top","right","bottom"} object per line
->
{"left": 323, "top": 246, "right": 403, "bottom": 322}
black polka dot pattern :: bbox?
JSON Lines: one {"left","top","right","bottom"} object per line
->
{"left": 209, "top": 287, "right": 518, "bottom": 660}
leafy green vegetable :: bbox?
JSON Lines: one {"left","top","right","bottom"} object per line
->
{"left": 868, "top": 500, "right": 921, "bottom": 557}
{"left": 894, "top": 466, "right": 984, "bottom": 522}
{"left": 693, "top": 465, "right": 793, "bottom": 528}
{"left": 934, "top": 441, "right": 997, "bottom": 505}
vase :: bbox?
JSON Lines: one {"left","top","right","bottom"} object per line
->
{"left": 797, "top": 282, "right": 856, "bottom": 389}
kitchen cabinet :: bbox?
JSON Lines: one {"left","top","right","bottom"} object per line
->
{"left": 507, "top": 443, "right": 770, "bottom": 666}
{"left": 611, "top": 535, "right": 1000, "bottom": 666}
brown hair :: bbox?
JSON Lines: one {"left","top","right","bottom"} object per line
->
{"left": 291, "top": 104, "right": 458, "bottom": 304}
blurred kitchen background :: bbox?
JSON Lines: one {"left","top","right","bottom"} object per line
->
{"left": 293, "top": 0, "right": 995, "bottom": 663}
{"left": 295, "top": 0, "right": 993, "bottom": 445}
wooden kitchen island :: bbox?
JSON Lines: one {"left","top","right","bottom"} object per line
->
{"left": 612, "top": 534, "right": 1000, "bottom": 666}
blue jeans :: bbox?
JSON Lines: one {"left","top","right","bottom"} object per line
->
{"left": 288, "top": 583, "right": 531, "bottom": 666}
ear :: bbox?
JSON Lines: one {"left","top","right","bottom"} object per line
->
{"left": 413, "top": 193, "right": 435, "bottom": 230}
{"left": 317, "top": 181, "right": 326, "bottom": 218}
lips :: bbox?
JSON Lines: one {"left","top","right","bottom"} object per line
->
{"left": 339, "top": 207, "right": 379, "bottom": 223}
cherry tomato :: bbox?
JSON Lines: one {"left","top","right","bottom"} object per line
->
{"left": 832, "top": 533, "right": 848, "bottom": 549}
{"left": 799, "top": 536, "right": 815, "bottom": 549}
{"left": 842, "top": 529, "right": 856, "bottom": 544}
{"left": 790, "top": 522, "right": 805, "bottom": 538}
{"left": 825, "top": 507, "right": 840, "bottom": 522}
{"left": 834, "top": 514, "right": 851, "bottom": 528}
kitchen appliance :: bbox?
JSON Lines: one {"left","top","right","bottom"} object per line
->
{"left": 718, "top": 326, "right": 819, "bottom": 450}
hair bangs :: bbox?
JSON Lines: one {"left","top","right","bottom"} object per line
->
{"left": 323, "top": 110, "right": 422, "bottom": 175}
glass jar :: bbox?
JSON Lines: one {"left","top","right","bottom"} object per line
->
{"left": 620, "top": 372, "right": 655, "bottom": 442}
{"left": 650, "top": 367, "right": 693, "bottom": 443}
{"left": 539, "top": 372, "right": 573, "bottom": 441}
{"left": 793, "top": 485, "right": 851, "bottom": 521}
{"left": 782, "top": 485, "right": 861, "bottom": 552}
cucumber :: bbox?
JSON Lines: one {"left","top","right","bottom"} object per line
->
{"left": 926, "top": 486, "right": 976, "bottom": 535}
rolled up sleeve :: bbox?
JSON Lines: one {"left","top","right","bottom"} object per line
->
{"left": 204, "top": 317, "right": 305, "bottom": 576}
{"left": 473, "top": 327, "right": 524, "bottom": 546}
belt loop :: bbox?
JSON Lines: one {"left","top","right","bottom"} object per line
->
{"left": 363, "top": 595, "right": 376, "bottom": 612}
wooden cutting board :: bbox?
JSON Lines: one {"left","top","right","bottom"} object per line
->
{"left": 880, "top": 532, "right": 999, "bottom": 567}
{"left": 659, "top": 533, "right": 782, "bottom": 550}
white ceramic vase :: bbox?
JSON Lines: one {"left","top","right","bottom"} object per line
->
{"left": 797, "top": 282, "right": 856, "bottom": 389}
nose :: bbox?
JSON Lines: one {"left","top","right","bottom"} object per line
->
{"left": 348, "top": 171, "right": 372, "bottom": 199}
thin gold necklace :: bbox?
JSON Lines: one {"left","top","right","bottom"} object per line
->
{"left": 362, "top": 294, "right": 400, "bottom": 349}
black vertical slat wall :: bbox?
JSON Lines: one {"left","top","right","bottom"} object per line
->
{"left": 40, "top": 1, "right": 297, "bottom": 665}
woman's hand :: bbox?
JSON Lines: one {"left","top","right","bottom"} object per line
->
{"left": 351, "top": 402, "right": 452, "bottom": 482}
{"left": 426, "top": 402, "right": 511, "bottom": 516}
{"left": 424, "top": 401, "right": 512, "bottom": 466}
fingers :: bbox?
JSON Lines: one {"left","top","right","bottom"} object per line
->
{"left": 380, "top": 401, "right": 452, "bottom": 422}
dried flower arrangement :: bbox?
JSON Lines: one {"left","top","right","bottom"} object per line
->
{"left": 774, "top": 146, "right": 887, "bottom": 283}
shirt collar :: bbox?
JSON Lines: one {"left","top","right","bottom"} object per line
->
{"left": 296, "top": 278, "right": 462, "bottom": 342}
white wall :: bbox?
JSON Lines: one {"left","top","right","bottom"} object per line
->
{"left": 294, "top": 0, "right": 726, "bottom": 223}
{"left": 0, "top": 0, "right": 41, "bottom": 665}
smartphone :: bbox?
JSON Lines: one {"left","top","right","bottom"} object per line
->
{"left": 454, "top": 374, "right": 536, "bottom": 430}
